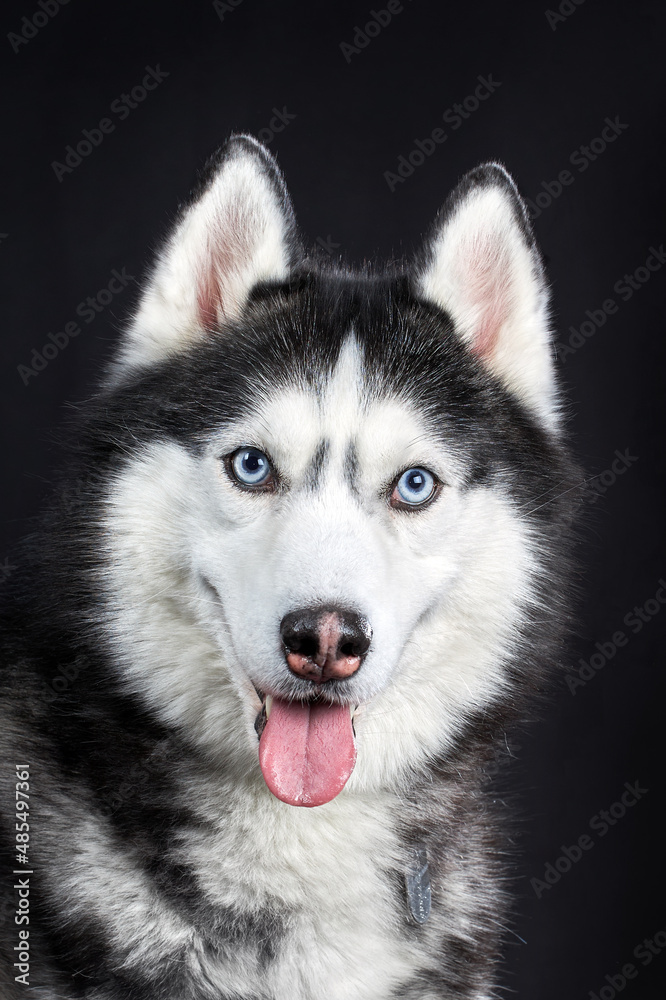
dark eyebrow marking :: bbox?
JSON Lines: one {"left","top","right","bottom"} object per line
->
{"left": 344, "top": 441, "right": 360, "bottom": 494}
{"left": 462, "top": 461, "right": 492, "bottom": 489}
{"left": 305, "top": 439, "right": 329, "bottom": 489}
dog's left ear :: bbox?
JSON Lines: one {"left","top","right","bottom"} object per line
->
{"left": 415, "top": 163, "right": 558, "bottom": 429}
{"left": 112, "top": 134, "right": 301, "bottom": 378}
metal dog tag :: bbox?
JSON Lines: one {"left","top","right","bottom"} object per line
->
{"left": 405, "top": 845, "right": 431, "bottom": 924}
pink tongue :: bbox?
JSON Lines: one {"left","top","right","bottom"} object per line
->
{"left": 259, "top": 698, "right": 356, "bottom": 807}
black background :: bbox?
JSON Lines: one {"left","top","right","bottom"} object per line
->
{"left": 1, "top": 1, "right": 664, "bottom": 996}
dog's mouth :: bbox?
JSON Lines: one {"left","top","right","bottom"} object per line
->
{"left": 253, "top": 690, "right": 357, "bottom": 808}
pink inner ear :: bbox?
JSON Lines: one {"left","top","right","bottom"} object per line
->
{"left": 462, "top": 235, "right": 511, "bottom": 361}
{"left": 195, "top": 207, "right": 249, "bottom": 330}
{"left": 196, "top": 255, "right": 223, "bottom": 330}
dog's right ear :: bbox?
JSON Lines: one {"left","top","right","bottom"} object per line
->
{"left": 112, "top": 134, "right": 300, "bottom": 378}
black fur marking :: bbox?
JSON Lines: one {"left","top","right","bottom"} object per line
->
{"left": 343, "top": 441, "right": 360, "bottom": 494}
{"left": 143, "top": 850, "right": 288, "bottom": 969}
{"left": 305, "top": 439, "right": 329, "bottom": 489}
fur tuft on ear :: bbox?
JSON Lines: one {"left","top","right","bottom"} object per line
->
{"left": 416, "top": 163, "right": 559, "bottom": 430}
{"left": 113, "top": 134, "right": 301, "bottom": 378}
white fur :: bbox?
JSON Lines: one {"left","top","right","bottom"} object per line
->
{"left": 181, "top": 785, "right": 433, "bottom": 997}
{"left": 418, "top": 172, "right": 559, "bottom": 430}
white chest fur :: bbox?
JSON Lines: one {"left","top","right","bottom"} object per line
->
{"left": 181, "top": 777, "right": 430, "bottom": 998}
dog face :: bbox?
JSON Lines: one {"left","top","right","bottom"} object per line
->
{"left": 95, "top": 137, "right": 570, "bottom": 803}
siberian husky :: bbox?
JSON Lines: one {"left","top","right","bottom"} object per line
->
{"left": 0, "top": 135, "right": 578, "bottom": 998}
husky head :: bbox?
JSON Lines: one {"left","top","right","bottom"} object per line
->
{"left": 84, "top": 136, "right": 575, "bottom": 807}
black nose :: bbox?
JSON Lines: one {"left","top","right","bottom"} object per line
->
{"left": 280, "top": 605, "right": 372, "bottom": 683}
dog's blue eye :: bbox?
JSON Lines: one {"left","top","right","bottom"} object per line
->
{"left": 230, "top": 448, "right": 273, "bottom": 487}
{"left": 392, "top": 468, "right": 436, "bottom": 508}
